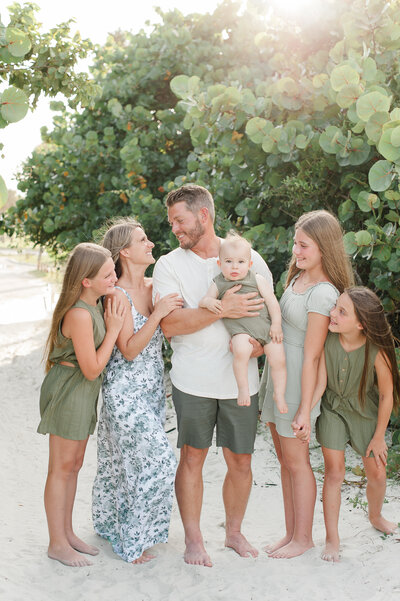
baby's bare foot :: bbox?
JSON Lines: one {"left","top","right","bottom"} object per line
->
{"left": 274, "top": 395, "right": 288, "bottom": 414}
{"left": 237, "top": 388, "right": 251, "bottom": 406}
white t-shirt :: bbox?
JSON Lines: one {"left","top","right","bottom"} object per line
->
{"left": 152, "top": 244, "right": 273, "bottom": 399}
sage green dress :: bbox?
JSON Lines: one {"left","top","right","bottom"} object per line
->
{"left": 316, "top": 332, "right": 379, "bottom": 456}
{"left": 37, "top": 299, "right": 106, "bottom": 440}
{"left": 259, "top": 275, "right": 339, "bottom": 438}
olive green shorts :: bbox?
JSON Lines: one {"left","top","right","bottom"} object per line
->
{"left": 172, "top": 385, "right": 259, "bottom": 454}
{"left": 316, "top": 403, "right": 377, "bottom": 457}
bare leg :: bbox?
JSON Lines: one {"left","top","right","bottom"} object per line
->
{"left": 231, "top": 334, "right": 253, "bottom": 406}
{"left": 321, "top": 447, "right": 345, "bottom": 562}
{"left": 64, "top": 438, "right": 99, "bottom": 556}
{"left": 363, "top": 456, "right": 397, "bottom": 534}
{"left": 45, "top": 435, "right": 93, "bottom": 567}
{"left": 264, "top": 424, "right": 294, "bottom": 553}
{"left": 269, "top": 435, "right": 315, "bottom": 559}
{"left": 264, "top": 342, "right": 287, "bottom": 414}
{"left": 175, "top": 445, "right": 212, "bottom": 567}
{"left": 223, "top": 448, "right": 258, "bottom": 558}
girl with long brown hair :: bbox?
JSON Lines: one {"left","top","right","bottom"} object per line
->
{"left": 38, "top": 242, "right": 125, "bottom": 567}
{"left": 311, "top": 287, "right": 399, "bottom": 561}
{"left": 259, "top": 210, "right": 353, "bottom": 559}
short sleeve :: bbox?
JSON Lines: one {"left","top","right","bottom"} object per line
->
{"left": 306, "top": 283, "right": 338, "bottom": 316}
{"left": 152, "top": 255, "right": 181, "bottom": 302}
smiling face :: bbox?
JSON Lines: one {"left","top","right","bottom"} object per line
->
{"left": 292, "top": 227, "right": 322, "bottom": 272}
{"left": 329, "top": 292, "right": 363, "bottom": 334}
{"left": 167, "top": 201, "right": 205, "bottom": 250}
{"left": 218, "top": 241, "right": 252, "bottom": 281}
{"left": 85, "top": 257, "right": 117, "bottom": 296}
{"left": 121, "top": 227, "right": 155, "bottom": 266}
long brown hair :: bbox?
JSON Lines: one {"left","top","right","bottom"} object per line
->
{"left": 101, "top": 217, "right": 142, "bottom": 278}
{"left": 44, "top": 243, "right": 111, "bottom": 372}
{"left": 286, "top": 210, "right": 354, "bottom": 293}
{"left": 346, "top": 286, "right": 400, "bottom": 412}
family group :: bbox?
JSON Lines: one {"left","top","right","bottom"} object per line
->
{"left": 37, "top": 184, "right": 399, "bottom": 568}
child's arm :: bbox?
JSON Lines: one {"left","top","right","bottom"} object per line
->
{"left": 199, "top": 281, "right": 223, "bottom": 315}
{"left": 365, "top": 350, "right": 394, "bottom": 468}
{"left": 255, "top": 274, "right": 282, "bottom": 342}
{"left": 293, "top": 351, "right": 327, "bottom": 441}
{"left": 63, "top": 295, "right": 125, "bottom": 380}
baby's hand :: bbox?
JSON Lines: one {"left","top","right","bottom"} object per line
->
{"left": 269, "top": 324, "right": 283, "bottom": 343}
{"left": 202, "top": 298, "right": 223, "bottom": 314}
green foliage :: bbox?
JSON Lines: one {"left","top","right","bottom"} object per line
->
{"left": 1, "top": 0, "right": 399, "bottom": 337}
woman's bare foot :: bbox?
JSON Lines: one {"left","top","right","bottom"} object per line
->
{"left": 48, "top": 544, "right": 93, "bottom": 567}
{"left": 67, "top": 533, "right": 99, "bottom": 556}
{"left": 370, "top": 515, "right": 398, "bottom": 534}
{"left": 225, "top": 532, "right": 258, "bottom": 558}
{"left": 321, "top": 541, "right": 340, "bottom": 562}
{"left": 269, "top": 539, "right": 314, "bottom": 559}
{"left": 132, "top": 550, "right": 156, "bottom": 564}
{"left": 263, "top": 534, "right": 292, "bottom": 554}
{"left": 184, "top": 541, "right": 212, "bottom": 567}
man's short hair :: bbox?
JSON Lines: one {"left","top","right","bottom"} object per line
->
{"left": 165, "top": 184, "right": 215, "bottom": 222}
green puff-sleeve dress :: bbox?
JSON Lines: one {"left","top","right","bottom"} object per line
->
{"left": 316, "top": 332, "right": 379, "bottom": 456}
{"left": 37, "top": 299, "right": 106, "bottom": 441}
{"left": 259, "top": 275, "right": 339, "bottom": 438}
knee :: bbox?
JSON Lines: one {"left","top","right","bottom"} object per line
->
{"left": 324, "top": 466, "right": 345, "bottom": 486}
{"left": 367, "top": 466, "right": 386, "bottom": 487}
{"left": 179, "top": 446, "right": 207, "bottom": 472}
{"left": 227, "top": 454, "right": 252, "bottom": 478}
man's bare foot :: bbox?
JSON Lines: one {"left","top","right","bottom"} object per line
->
{"left": 269, "top": 540, "right": 314, "bottom": 559}
{"left": 370, "top": 515, "right": 398, "bottom": 534}
{"left": 67, "top": 533, "right": 99, "bottom": 556}
{"left": 321, "top": 541, "right": 340, "bottom": 562}
{"left": 184, "top": 541, "right": 212, "bottom": 567}
{"left": 274, "top": 395, "right": 288, "bottom": 414}
{"left": 132, "top": 551, "right": 156, "bottom": 564}
{"left": 237, "top": 389, "right": 250, "bottom": 407}
{"left": 263, "top": 534, "right": 292, "bottom": 554}
{"left": 48, "top": 544, "right": 93, "bottom": 567}
{"left": 225, "top": 532, "right": 258, "bottom": 558}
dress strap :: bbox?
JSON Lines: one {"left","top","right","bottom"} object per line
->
{"left": 115, "top": 285, "right": 134, "bottom": 307}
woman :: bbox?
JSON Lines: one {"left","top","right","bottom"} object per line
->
{"left": 92, "top": 218, "right": 183, "bottom": 564}
{"left": 259, "top": 210, "right": 353, "bottom": 559}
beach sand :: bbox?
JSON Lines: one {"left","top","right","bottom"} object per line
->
{"left": 1, "top": 254, "right": 399, "bottom": 601}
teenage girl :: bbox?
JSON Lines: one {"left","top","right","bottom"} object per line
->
{"left": 38, "top": 242, "right": 125, "bottom": 567}
{"left": 308, "top": 287, "right": 399, "bottom": 561}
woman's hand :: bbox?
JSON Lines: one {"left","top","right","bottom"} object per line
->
{"left": 365, "top": 436, "right": 388, "bottom": 468}
{"left": 153, "top": 292, "right": 184, "bottom": 319}
{"left": 291, "top": 409, "right": 311, "bottom": 443}
{"left": 104, "top": 295, "right": 126, "bottom": 335}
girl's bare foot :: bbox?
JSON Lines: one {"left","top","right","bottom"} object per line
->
{"left": 67, "top": 533, "right": 99, "bottom": 556}
{"left": 321, "top": 541, "right": 340, "bottom": 562}
{"left": 132, "top": 551, "right": 156, "bottom": 564}
{"left": 263, "top": 534, "right": 292, "bottom": 554}
{"left": 48, "top": 544, "right": 93, "bottom": 567}
{"left": 370, "top": 515, "right": 398, "bottom": 534}
{"left": 225, "top": 532, "right": 258, "bottom": 558}
{"left": 269, "top": 539, "right": 314, "bottom": 559}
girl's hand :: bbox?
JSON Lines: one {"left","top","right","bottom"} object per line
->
{"left": 269, "top": 324, "right": 283, "bottom": 343}
{"left": 365, "top": 436, "right": 388, "bottom": 468}
{"left": 104, "top": 296, "right": 126, "bottom": 335}
{"left": 153, "top": 292, "right": 183, "bottom": 319}
{"left": 292, "top": 410, "right": 311, "bottom": 443}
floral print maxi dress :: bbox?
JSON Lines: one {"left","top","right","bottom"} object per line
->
{"left": 92, "top": 287, "right": 177, "bottom": 562}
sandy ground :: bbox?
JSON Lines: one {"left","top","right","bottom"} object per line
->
{"left": 1, "top": 254, "right": 399, "bottom": 601}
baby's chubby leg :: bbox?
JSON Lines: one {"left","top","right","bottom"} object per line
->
{"left": 231, "top": 334, "right": 253, "bottom": 406}
{"left": 264, "top": 341, "right": 287, "bottom": 413}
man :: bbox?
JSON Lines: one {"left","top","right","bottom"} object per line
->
{"left": 152, "top": 185, "right": 273, "bottom": 567}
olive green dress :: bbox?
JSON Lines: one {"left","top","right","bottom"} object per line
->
{"left": 37, "top": 299, "right": 106, "bottom": 441}
{"left": 316, "top": 332, "right": 379, "bottom": 456}
{"left": 214, "top": 270, "right": 271, "bottom": 345}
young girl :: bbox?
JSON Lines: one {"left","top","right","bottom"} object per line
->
{"left": 313, "top": 287, "right": 399, "bottom": 562}
{"left": 259, "top": 210, "right": 354, "bottom": 559}
{"left": 38, "top": 242, "right": 125, "bottom": 567}
{"left": 199, "top": 232, "right": 287, "bottom": 412}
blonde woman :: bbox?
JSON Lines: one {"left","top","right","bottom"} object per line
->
{"left": 92, "top": 218, "right": 183, "bottom": 564}
{"left": 259, "top": 210, "right": 353, "bottom": 559}
{"left": 38, "top": 243, "right": 125, "bottom": 567}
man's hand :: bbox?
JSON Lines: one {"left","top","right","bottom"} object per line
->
{"left": 221, "top": 285, "right": 265, "bottom": 319}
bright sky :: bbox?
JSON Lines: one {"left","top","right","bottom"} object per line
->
{"left": 0, "top": 0, "right": 225, "bottom": 190}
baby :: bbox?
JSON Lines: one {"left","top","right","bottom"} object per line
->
{"left": 200, "top": 232, "right": 287, "bottom": 412}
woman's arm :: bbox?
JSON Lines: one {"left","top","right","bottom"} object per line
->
{"left": 63, "top": 296, "right": 125, "bottom": 380}
{"left": 365, "top": 350, "right": 394, "bottom": 467}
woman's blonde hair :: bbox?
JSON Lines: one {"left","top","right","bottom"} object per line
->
{"left": 101, "top": 217, "right": 142, "bottom": 278}
{"left": 286, "top": 210, "right": 354, "bottom": 293}
{"left": 44, "top": 242, "right": 111, "bottom": 372}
